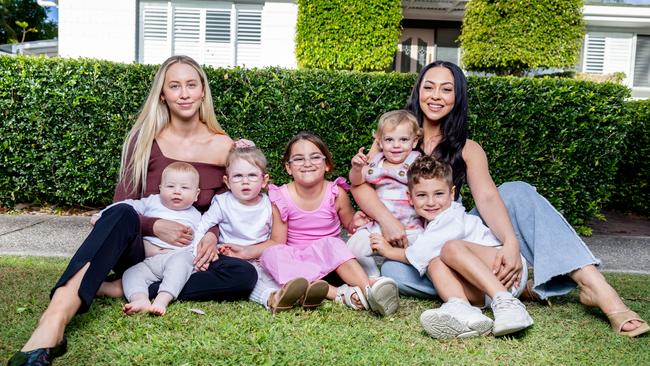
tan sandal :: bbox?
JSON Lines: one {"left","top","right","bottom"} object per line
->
{"left": 270, "top": 278, "right": 309, "bottom": 315}
{"left": 301, "top": 280, "right": 329, "bottom": 309}
{"left": 606, "top": 309, "right": 650, "bottom": 337}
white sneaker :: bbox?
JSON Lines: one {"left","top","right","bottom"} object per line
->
{"left": 490, "top": 293, "right": 534, "bottom": 336}
{"left": 420, "top": 298, "right": 493, "bottom": 339}
{"left": 366, "top": 277, "right": 399, "bottom": 316}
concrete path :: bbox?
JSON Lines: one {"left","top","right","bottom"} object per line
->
{"left": 0, "top": 214, "right": 648, "bottom": 274}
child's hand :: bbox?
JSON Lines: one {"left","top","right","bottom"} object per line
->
{"left": 220, "top": 243, "right": 254, "bottom": 260}
{"left": 350, "top": 211, "right": 370, "bottom": 233}
{"left": 369, "top": 233, "right": 392, "bottom": 257}
{"left": 218, "top": 244, "right": 233, "bottom": 256}
{"left": 351, "top": 147, "right": 369, "bottom": 169}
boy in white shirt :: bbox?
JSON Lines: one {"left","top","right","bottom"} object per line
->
{"left": 92, "top": 162, "right": 201, "bottom": 316}
{"left": 371, "top": 155, "right": 533, "bottom": 338}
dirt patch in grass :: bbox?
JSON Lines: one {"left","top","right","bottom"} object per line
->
{"left": 588, "top": 210, "right": 650, "bottom": 236}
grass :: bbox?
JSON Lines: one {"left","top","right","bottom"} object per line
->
{"left": 1, "top": 256, "right": 649, "bottom": 365}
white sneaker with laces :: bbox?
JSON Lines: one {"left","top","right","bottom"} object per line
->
{"left": 491, "top": 293, "right": 534, "bottom": 336}
{"left": 420, "top": 298, "right": 493, "bottom": 339}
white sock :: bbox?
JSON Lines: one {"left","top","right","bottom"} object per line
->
{"left": 448, "top": 297, "right": 471, "bottom": 305}
{"left": 494, "top": 291, "right": 514, "bottom": 300}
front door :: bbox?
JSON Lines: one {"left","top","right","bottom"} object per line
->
{"left": 396, "top": 28, "right": 434, "bottom": 73}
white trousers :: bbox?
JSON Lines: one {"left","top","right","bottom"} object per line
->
{"left": 122, "top": 248, "right": 194, "bottom": 300}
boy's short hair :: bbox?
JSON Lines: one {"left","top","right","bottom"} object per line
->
{"left": 162, "top": 162, "right": 200, "bottom": 187}
{"left": 374, "top": 109, "right": 422, "bottom": 141}
{"left": 226, "top": 145, "right": 268, "bottom": 175}
{"left": 407, "top": 155, "right": 453, "bottom": 190}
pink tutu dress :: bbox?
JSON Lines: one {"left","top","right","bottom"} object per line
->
{"left": 259, "top": 177, "right": 356, "bottom": 285}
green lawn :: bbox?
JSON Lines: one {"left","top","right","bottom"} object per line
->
{"left": 1, "top": 256, "right": 649, "bottom": 365}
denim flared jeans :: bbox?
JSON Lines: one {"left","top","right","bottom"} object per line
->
{"left": 381, "top": 181, "right": 600, "bottom": 300}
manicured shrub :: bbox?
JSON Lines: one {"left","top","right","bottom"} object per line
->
{"left": 460, "top": 0, "right": 584, "bottom": 76}
{"left": 467, "top": 76, "right": 629, "bottom": 231}
{"left": 608, "top": 100, "right": 650, "bottom": 215}
{"left": 0, "top": 56, "right": 631, "bottom": 230}
{"left": 295, "top": 0, "right": 402, "bottom": 71}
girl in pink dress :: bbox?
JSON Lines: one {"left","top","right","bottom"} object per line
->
{"left": 260, "top": 132, "right": 400, "bottom": 316}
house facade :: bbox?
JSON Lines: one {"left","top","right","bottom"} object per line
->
{"left": 395, "top": 1, "right": 650, "bottom": 98}
{"left": 57, "top": 0, "right": 650, "bottom": 97}
{"left": 58, "top": 0, "right": 298, "bottom": 68}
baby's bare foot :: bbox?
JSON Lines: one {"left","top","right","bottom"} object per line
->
{"left": 123, "top": 298, "right": 151, "bottom": 315}
{"left": 149, "top": 303, "right": 167, "bottom": 316}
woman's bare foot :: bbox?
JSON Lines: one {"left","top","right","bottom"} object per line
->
{"left": 123, "top": 295, "right": 151, "bottom": 315}
{"left": 573, "top": 265, "right": 644, "bottom": 332}
{"left": 97, "top": 279, "right": 123, "bottom": 298}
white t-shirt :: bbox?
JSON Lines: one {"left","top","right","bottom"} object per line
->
{"left": 195, "top": 191, "right": 272, "bottom": 246}
{"left": 100, "top": 194, "right": 201, "bottom": 251}
{"left": 405, "top": 201, "right": 501, "bottom": 276}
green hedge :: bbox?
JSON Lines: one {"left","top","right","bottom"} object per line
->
{"left": 608, "top": 99, "right": 650, "bottom": 215}
{"left": 0, "top": 56, "right": 632, "bottom": 230}
{"left": 295, "top": 0, "right": 402, "bottom": 71}
{"left": 460, "top": 0, "right": 584, "bottom": 75}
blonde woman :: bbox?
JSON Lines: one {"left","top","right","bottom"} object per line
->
{"left": 9, "top": 56, "right": 258, "bottom": 365}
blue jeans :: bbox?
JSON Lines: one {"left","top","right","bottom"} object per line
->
{"left": 381, "top": 181, "right": 600, "bottom": 300}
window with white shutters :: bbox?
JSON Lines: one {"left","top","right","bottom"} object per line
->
{"left": 204, "top": 9, "right": 232, "bottom": 66}
{"left": 172, "top": 7, "right": 201, "bottom": 61}
{"left": 236, "top": 8, "right": 262, "bottom": 67}
{"left": 583, "top": 32, "right": 633, "bottom": 84}
{"left": 141, "top": 2, "right": 170, "bottom": 65}
{"left": 139, "top": 1, "right": 263, "bottom": 67}
{"left": 584, "top": 34, "right": 605, "bottom": 73}
{"left": 634, "top": 35, "right": 650, "bottom": 88}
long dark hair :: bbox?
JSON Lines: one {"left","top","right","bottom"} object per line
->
{"left": 406, "top": 61, "right": 468, "bottom": 200}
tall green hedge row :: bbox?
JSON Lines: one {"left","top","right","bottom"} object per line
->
{"left": 608, "top": 99, "right": 650, "bottom": 215}
{"left": 460, "top": 0, "right": 584, "bottom": 76}
{"left": 0, "top": 56, "right": 635, "bottom": 229}
{"left": 295, "top": 0, "right": 402, "bottom": 71}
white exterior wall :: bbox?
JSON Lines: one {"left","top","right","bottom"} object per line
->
{"left": 261, "top": 1, "right": 297, "bottom": 68}
{"left": 58, "top": 0, "right": 136, "bottom": 63}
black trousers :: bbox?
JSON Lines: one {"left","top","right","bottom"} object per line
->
{"left": 51, "top": 204, "right": 258, "bottom": 314}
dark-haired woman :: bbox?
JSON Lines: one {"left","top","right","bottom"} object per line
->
{"left": 351, "top": 61, "right": 648, "bottom": 337}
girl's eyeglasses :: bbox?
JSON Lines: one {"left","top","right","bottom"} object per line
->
{"left": 288, "top": 155, "right": 326, "bottom": 166}
{"left": 229, "top": 173, "right": 262, "bottom": 183}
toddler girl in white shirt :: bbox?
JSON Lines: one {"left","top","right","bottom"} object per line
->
{"left": 194, "top": 140, "right": 320, "bottom": 313}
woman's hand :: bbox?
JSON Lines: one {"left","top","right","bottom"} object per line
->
{"left": 492, "top": 242, "right": 522, "bottom": 290}
{"left": 90, "top": 214, "right": 100, "bottom": 226}
{"left": 378, "top": 215, "right": 408, "bottom": 248}
{"left": 194, "top": 232, "right": 219, "bottom": 271}
{"left": 218, "top": 243, "right": 254, "bottom": 260}
{"left": 153, "top": 219, "right": 193, "bottom": 247}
